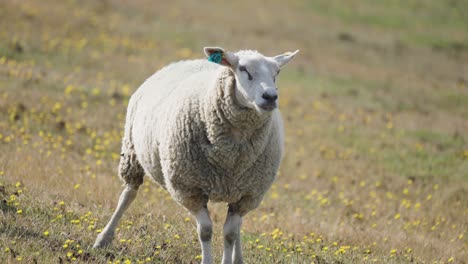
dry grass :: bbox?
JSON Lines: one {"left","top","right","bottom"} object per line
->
{"left": 1, "top": 0, "right": 467, "bottom": 263}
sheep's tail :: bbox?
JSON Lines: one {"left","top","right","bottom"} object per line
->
{"left": 118, "top": 93, "right": 145, "bottom": 188}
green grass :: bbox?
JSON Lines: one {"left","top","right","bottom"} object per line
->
{"left": 302, "top": 0, "right": 468, "bottom": 48}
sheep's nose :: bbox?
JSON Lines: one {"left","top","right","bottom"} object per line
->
{"left": 262, "top": 92, "right": 278, "bottom": 103}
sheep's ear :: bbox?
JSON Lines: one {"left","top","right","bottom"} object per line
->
{"left": 203, "top": 46, "right": 238, "bottom": 68}
{"left": 273, "top": 50, "right": 299, "bottom": 68}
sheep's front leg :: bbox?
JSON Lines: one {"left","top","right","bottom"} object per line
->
{"left": 194, "top": 207, "right": 213, "bottom": 264}
{"left": 93, "top": 184, "right": 140, "bottom": 248}
{"left": 222, "top": 207, "right": 243, "bottom": 264}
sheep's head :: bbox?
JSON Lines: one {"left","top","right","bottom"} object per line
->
{"left": 204, "top": 47, "right": 299, "bottom": 113}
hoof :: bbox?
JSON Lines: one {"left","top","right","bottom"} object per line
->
{"left": 93, "top": 232, "right": 114, "bottom": 249}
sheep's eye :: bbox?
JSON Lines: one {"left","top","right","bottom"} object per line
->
{"left": 274, "top": 70, "right": 280, "bottom": 82}
{"left": 239, "top": 65, "right": 252, "bottom": 80}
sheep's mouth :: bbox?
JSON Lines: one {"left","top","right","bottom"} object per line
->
{"left": 258, "top": 102, "right": 277, "bottom": 111}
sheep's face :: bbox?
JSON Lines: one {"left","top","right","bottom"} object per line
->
{"left": 204, "top": 47, "right": 299, "bottom": 113}
{"left": 234, "top": 53, "right": 281, "bottom": 112}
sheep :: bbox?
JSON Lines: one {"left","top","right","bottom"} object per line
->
{"left": 93, "top": 46, "right": 299, "bottom": 264}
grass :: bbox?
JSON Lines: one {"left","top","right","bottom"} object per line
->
{"left": 1, "top": 0, "right": 467, "bottom": 263}
{"left": 301, "top": 0, "right": 468, "bottom": 48}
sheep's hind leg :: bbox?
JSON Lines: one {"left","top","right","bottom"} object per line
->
{"left": 223, "top": 196, "right": 263, "bottom": 264}
{"left": 93, "top": 184, "right": 140, "bottom": 248}
{"left": 222, "top": 206, "right": 243, "bottom": 264}
{"left": 93, "top": 149, "right": 144, "bottom": 248}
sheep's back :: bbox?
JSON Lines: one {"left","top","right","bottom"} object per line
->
{"left": 134, "top": 60, "right": 220, "bottom": 112}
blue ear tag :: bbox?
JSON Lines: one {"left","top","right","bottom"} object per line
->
{"left": 208, "top": 52, "right": 223, "bottom": 64}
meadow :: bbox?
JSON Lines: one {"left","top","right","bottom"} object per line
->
{"left": 0, "top": 0, "right": 467, "bottom": 263}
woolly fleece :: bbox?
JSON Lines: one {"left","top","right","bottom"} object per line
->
{"left": 123, "top": 59, "right": 284, "bottom": 215}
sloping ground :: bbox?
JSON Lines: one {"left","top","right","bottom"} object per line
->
{"left": 0, "top": 0, "right": 467, "bottom": 263}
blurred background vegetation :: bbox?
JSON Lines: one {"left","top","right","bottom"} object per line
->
{"left": 0, "top": 0, "right": 467, "bottom": 263}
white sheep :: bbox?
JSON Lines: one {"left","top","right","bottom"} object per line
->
{"left": 93, "top": 46, "right": 299, "bottom": 264}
